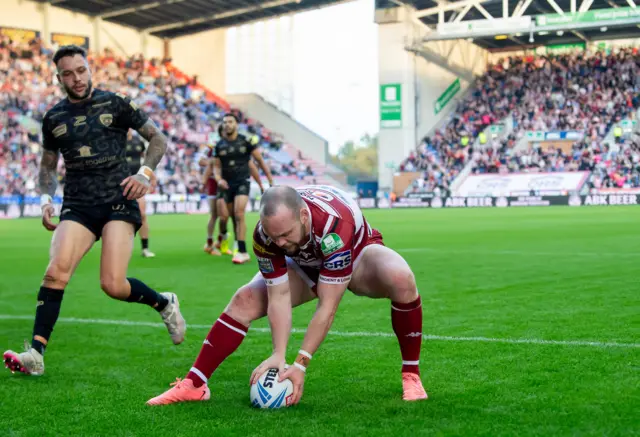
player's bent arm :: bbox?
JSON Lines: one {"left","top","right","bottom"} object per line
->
{"left": 266, "top": 281, "right": 293, "bottom": 358}
{"left": 299, "top": 282, "right": 347, "bottom": 357}
{"left": 135, "top": 119, "right": 167, "bottom": 171}
{"left": 38, "top": 149, "right": 59, "bottom": 199}
{"left": 249, "top": 160, "right": 264, "bottom": 191}
{"left": 251, "top": 149, "right": 274, "bottom": 185}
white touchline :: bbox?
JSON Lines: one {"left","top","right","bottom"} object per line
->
{"left": 397, "top": 248, "right": 640, "bottom": 257}
{"left": 0, "top": 315, "right": 637, "bottom": 349}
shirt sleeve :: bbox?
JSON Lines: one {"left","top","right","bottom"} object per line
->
{"left": 115, "top": 93, "right": 149, "bottom": 130}
{"left": 245, "top": 136, "right": 258, "bottom": 155}
{"left": 253, "top": 224, "right": 288, "bottom": 286}
{"left": 41, "top": 113, "right": 57, "bottom": 152}
{"left": 319, "top": 219, "right": 355, "bottom": 285}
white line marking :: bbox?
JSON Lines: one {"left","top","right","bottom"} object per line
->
{"left": 0, "top": 315, "right": 637, "bottom": 349}
{"left": 397, "top": 248, "right": 640, "bottom": 257}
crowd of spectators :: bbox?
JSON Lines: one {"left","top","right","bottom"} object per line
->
{"left": 0, "top": 36, "right": 312, "bottom": 198}
{"left": 402, "top": 48, "right": 640, "bottom": 193}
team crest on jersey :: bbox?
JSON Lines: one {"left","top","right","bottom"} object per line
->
{"left": 99, "top": 114, "right": 113, "bottom": 127}
{"left": 320, "top": 233, "right": 344, "bottom": 256}
{"left": 77, "top": 146, "right": 96, "bottom": 158}
{"left": 239, "top": 146, "right": 246, "bottom": 153}
{"left": 323, "top": 250, "right": 351, "bottom": 271}
{"left": 52, "top": 124, "right": 67, "bottom": 138}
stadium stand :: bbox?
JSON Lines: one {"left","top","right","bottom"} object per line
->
{"left": 0, "top": 35, "right": 332, "bottom": 198}
{"left": 401, "top": 49, "right": 640, "bottom": 194}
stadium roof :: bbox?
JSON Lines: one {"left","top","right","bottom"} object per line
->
{"left": 34, "top": 0, "right": 346, "bottom": 38}
{"left": 377, "top": 0, "right": 640, "bottom": 51}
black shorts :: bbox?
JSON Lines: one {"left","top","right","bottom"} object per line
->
{"left": 219, "top": 180, "right": 251, "bottom": 204}
{"left": 59, "top": 200, "right": 142, "bottom": 241}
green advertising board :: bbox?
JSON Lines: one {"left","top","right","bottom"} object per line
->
{"left": 536, "top": 7, "right": 640, "bottom": 29}
{"left": 380, "top": 84, "right": 402, "bottom": 129}
{"left": 434, "top": 78, "right": 460, "bottom": 115}
{"left": 546, "top": 42, "right": 586, "bottom": 54}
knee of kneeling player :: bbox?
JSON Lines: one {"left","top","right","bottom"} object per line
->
{"left": 389, "top": 269, "right": 418, "bottom": 303}
{"left": 100, "top": 276, "right": 128, "bottom": 299}
{"left": 43, "top": 264, "right": 73, "bottom": 289}
{"left": 225, "top": 286, "right": 263, "bottom": 324}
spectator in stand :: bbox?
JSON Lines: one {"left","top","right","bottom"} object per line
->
{"left": 400, "top": 48, "right": 640, "bottom": 192}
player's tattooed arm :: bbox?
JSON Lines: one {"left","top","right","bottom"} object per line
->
{"left": 38, "top": 149, "right": 59, "bottom": 197}
{"left": 136, "top": 119, "right": 167, "bottom": 171}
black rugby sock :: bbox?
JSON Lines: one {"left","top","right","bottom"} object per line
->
{"left": 32, "top": 287, "right": 65, "bottom": 355}
{"left": 126, "top": 278, "right": 169, "bottom": 312}
{"left": 238, "top": 241, "right": 247, "bottom": 254}
{"left": 141, "top": 238, "right": 149, "bottom": 250}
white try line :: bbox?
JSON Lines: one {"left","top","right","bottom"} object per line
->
{"left": 0, "top": 315, "right": 637, "bottom": 349}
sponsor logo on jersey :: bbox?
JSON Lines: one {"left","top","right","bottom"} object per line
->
{"left": 257, "top": 256, "right": 274, "bottom": 273}
{"left": 239, "top": 146, "right": 247, "bottom": 153}
{"left": 253, "top": 241, "right": 275, "bottom": 256}
{"left": 99, "top": 113, "right": 113, "bottom": 127}
{"left": 323, "top": 250, "right": 351, "bottom": 271}
{"left": 320, "top": 233, "right": 344, "bottom": 255}
{"left": 52, "top": 124, "right": 67, "bottom": 138}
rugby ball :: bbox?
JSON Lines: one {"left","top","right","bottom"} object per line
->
{"left": 250, "top": 367, "right": 294, "bottom": 409}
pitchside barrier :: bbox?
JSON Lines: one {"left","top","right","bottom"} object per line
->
{"left": 1, "top": 192, "right": 639, "bottom": 219}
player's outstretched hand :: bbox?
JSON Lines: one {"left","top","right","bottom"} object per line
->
{"left": 41, "top": 204, "right": 57, "bottom": 231}
{"left": 218, "top": 179, "right": 229, "bottom": 190}
{"left": 250, "top": 353, "right": 286, "bottom": 386}
{"left": 120, "top": 174, "right": 151, "bottom": 200}
{"left": 280, "top": 364, "right": 305, "bottom": 405}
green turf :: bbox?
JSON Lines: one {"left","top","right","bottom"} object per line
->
{"left": 1, "top": 207, "right": 638, "bottom": 437}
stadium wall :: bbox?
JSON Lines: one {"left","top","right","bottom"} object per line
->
{"left": 170, "top": 29, "right": 226, "bottom": 101}
{"left": 226, "top": 93, "right": 329, "bottom": 165}
{"left": 2, "top": 0, "right": 164, "bottom": 58}
{"left": 375, "top": 5, "right": 488, "bottom": 190}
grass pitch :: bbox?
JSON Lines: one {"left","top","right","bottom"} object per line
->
{"left": 1, "top": 207, "right": 638, "bottom": 437}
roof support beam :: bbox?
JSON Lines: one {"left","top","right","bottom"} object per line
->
{"left": 144, "top": 0, "right": 299, "bottom": 33}
{"left": 414, "top": 0, "right": 493, "bottom": 18}
{"left": 579, "top": 0, "right": 594, "bottom": 12}
{"left": 453, "top": 3, "right": 473, "bottom": 22}
{"left": 514, "top": 0, "right": 534, "bottom": 16}
{"left": 503, "top": 0, "right": 508, "bottom": 17}
{"left": 474, "top": 2, "right": 493, "bottom": 19}
{"left": 627, "top": 0, "right": 637, "bottom": 7}
{"left": 98, "top": 0, "right": 187, "bottom": 19}
{"left": 546, "top": 0, "right": 565, "bottom": 14}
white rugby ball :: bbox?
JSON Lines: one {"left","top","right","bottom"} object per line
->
{"left": 250, "top": 367, "right": 294, "bottom": 409}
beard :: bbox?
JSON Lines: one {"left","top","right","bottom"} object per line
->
{"left": 63, "top": 79, "right": 93, "bottom": 101}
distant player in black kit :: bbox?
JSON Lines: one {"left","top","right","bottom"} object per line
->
{"left": 126, "top": 130, "right": 155, "bottom": 258}
{"left": 213, "top": 114, "right": 273, "bottom": 264}
{"left": 3, "top": 45, "right": 186, "bottom": 376}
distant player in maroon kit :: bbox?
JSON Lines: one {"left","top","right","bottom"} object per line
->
{"left": 147, "top": 185, "right": 427, "bottom": 405}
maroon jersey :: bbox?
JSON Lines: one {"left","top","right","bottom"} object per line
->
{"left": 205, "top": 145, "right": 218, "bottom": 196}
{"left": 253, "top": 185, "right": 383, "bottom": 287}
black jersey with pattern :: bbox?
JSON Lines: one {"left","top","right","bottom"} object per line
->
{"left": 42, "top": 89, "right": 149, "bottom": 205}
{"left": 213, "top": 135, "right": 257, "bottom": 185}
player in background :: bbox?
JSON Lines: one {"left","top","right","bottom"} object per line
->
{"left": 147, "top": 185, "right": 427, "bottom": 405}
{"left": 212, "top": 114, "right": 273, "bottom": 264}
{"left": 126, "top": 130, "right": 155, "bottom": 258}
{"left": 3, "top": 45, "right": 186, "bottom": 377}
{"left": 200, "top": 126, "right": 266, "bottom": 255}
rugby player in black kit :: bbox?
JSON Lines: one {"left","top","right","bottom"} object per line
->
{"left": 126, "top": 130, "right": 155, "bottom": 258}
{"left": 3, "top": 45, "right": 186, "bottom": 377}
{"left": 213, "top": 114, "right": 273, "bottom": 264}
